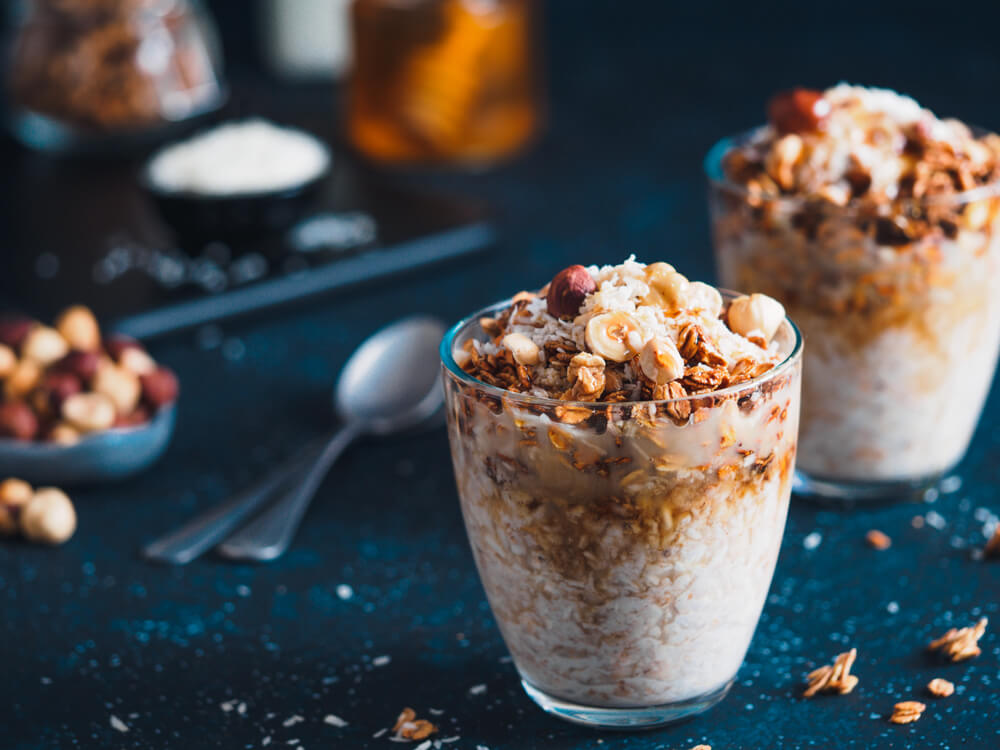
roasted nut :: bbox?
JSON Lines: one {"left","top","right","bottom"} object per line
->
{"left": 113, "top": 406, "right": 151, "bottom": 429}
{"left": 685, "top": 282, "right": 724, "bottom": 319}
{"left": 0, "top": 401, "right": 39, "bottom": 441}
{"left": 104, "top": 335, "right": 144, "bottom": 361}
{"left": 767, "top": 88, "right": 830, "bottom": 135}
{"left": 20, "top": 487, "right": 76, "bottom": 545}
{"left": 585, "top": 312, "right": 643, "bottom": 362}
{"left": 502, "top": 333, "right": 541, "bottom": 366}
{"left": 4, "top": 358, "right": 42, "bottom": 400}
{"left": 93, "top": 361, "right": 141, "bottom": 415}
{"left": 644, "top": 263, "right": 689, "bottom": 311}
{"left": 21, "top": 325, "right": 69, "bottom": 367}
{"left": 0, "top": 317, "right": 34, "bottom": 349}
{"left": 61, "top": 392, "right": 116, "bottom": 433}
{"left": 639, "top": 337, "right": 685, "bottom": 384}
{"left": 49, "top": 422, "right": 81, "bottom": 446}
{"left": 546, "top": 265, "right": 597, "bottom": 318}
{"left": 36, "top": 371, "right": 83, "bottom": 414}
{"left": 140, "top": 368, "right": 180, "bottom": 409}
{"left": 52, "top": 350, "right": 100, "bottom": 382}
{"left": 119, "top": 346, "right": 157, "bottom": 375}
{"left": 765, "top": 134, "right": 804, "bottom": 191}
{"left": 0, "top": 343, "right": 16, "bottom": 378}
{"left": 0, "top": 477, "right": 33, "bottom": 535}
{"left": 55, "top": 306, "right": 101, "bottom": 352}
{"left": 727, "top": 293, "right": 786, "bottom": 344}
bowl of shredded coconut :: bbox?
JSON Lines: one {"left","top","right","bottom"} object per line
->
{"left": 142, "top": 119, "right": 332, "bottom": 245}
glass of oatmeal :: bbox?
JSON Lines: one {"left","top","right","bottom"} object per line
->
{"left": 707, "top": 85, "right": 1000, "bottom": 501}
{"left": 440, "top": 259, "right": 802, "bottom": 728}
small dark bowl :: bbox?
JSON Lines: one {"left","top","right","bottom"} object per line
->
{"left": 0, "top": 404, "right": 176, "bottom": 486}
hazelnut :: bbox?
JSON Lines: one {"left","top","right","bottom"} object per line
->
{"left": 61, "top": 392, "right": 116, "bottom": 433}
{"left": 93, "top": 361, "right": 141, "bottom": 415}
{"left": 585, "top": 312, "right": 643, "bottom": 362}
{"left": 502, "top": 333, "right": 541, "bottom": 366}
{"left": 767, "top": 88, "right": 830, "bottom": 135}
{"left": 52, "top": 350, "right": 100, "bottom": 382}
{"left": 4, "top": 358, "right": 42, "bottom": 400}
{"left": 644, "top": 264, "right": 690, "bottom": 311}
{"left": 104, "top": 335, "right": 144, "bottom": 361}
{"left": 0, "top": 344, "right": 16, "bottom": 378}
{"left": 639, "top": 337, "right": 685, "bottom": 384}
{"left": 113, "top": 406, "right": 151, "bottom": 429}
{"left": 21, "top": 325, "right": 69, "bottom": 367}
{"left": 0, "top": 317, "right": 34, "bottom": 349}
{"left": 49, "top": 422, "right": 81, "bottom": 446}
{"left": 0, "top": 477, "right": 33, "bottom": 535}
{"left": 546, "top": 265, "right": 597, "bottom": 319}
{"left": 118, "top": 346, "right": 157, "bottom": 376}
{"left": 35, "top": 371, "right": 83, "bottom": 414}
{"left": 20, "top": 487, "right": 77, "bottom": 545}
{"left": 55, "top": 306, "right": 101, "bottom": 352}
{"left": 140, "top": 368, "right": 179, "bottom": 409}
{"left": 727, "top": 293, "right": 786, "bottom": 344}
{"left": 685, "top": 282, "right": 724, "bottom": 319}
{"left": 0, "top": 401, "right": 39, "bottom": 441}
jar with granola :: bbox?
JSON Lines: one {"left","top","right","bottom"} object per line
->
{"left": 441, "top": 259, "right": 802, "bottom": 727}
{"left": 6, "top": 0, "right": 225, "bottom": 153}
{"left": 707, "top": 85, "right": 1000, "bottom": 500}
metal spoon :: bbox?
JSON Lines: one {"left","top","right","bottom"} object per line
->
{"left": 215, "top": 315, "right": 446, "bottom": 562}
{"left": 143, "top": 315, "right": 445, "bottom": 565}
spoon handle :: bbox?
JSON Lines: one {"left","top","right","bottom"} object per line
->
{"left": 142, "top": 440, "right": 325, "bottom": 565}
{"left": 216, "top": 421, "right": 363, "bottom": 562}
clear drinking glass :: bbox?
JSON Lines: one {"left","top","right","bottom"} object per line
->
{"left": 440, "top": 294, "right": 803, "bottom": 728}
{"left": 706, "top": 133, "right": 1000, "bottom": 501}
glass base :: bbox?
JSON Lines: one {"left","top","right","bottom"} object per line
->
{"left": 520, "top": 678, "right": 733, "bottom": 729}
{"left": 793, "top": 469, "right": 942, "bottom": 505}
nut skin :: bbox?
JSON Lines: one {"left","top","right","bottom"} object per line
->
{"left": 52, "top": 350, "right": 100, "bottom": 382}
{"left": 20, "top": 487, "right": 77, "bottom": 545}
{"left": 546, "top": 265, "right": 597, "bottom": 319}
{"left": 767, "top": 88, "right": 830, "bottom": 135}
{"left": 20, "top": 325, "right": 69, "bottom": 367}
{"left": 0, "top": 344, "right": 16, "bottom": 378}
{"left": 0, "top": 401, "right": 39, "bottom": 441}
{"left": 140, "top": 367, "right": 179, "bottom": 409}
{"left": 92, "top": 361, "right": 141, "bottom": 415}
{"left": 0, "top": 318, "right": 34, "bottom": 349}
{"left": 55, "top": 306, "right": 101, "bottom": 352}
{"left": 0, "top": 477, "right": 33, "bottom": 535}
{"left": 61, "top": 392, "right": 116, "bottom": 433}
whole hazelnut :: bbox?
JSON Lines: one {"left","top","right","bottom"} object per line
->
{"left": 61, "top": 392, "right": 116, "bottom": 433}
{"left": 0, "top": 317, "right": 35, "bottom": 349}
{"left": 546, "top": 265, "right": 597, "bottom": 319}
{"left": 21, "top": 325, "right": 69, "bottom": 367}
{"left": 48, "top": 422, "right": 81, "bottom": 446}
{"left": 36, "top": 371, "right": 83, "bottom": 414}
{"left": 0, "top": 477, "right": 33, "bottom": 535}
{"left": 92, "top": 361, "right": 141, "bottom": 415}
{"left": 113, "top": 406, "right": 151, "bottom": 429}
{"left": 140, "top": 368, "right": 179, "bottom": 409}
{"left": 118, "top": 346, "right": 157, "bottom": 376}
{"left": 767, "top": 88, "right": 830, "bottom": 135}
{"left": 20, "top": 487, "right": 76, "bottom": 545}
{"left": 4, "top": 358, "right": 42, "bottom": 400}
{"left": 104, "top": 335, "right": 144, "bottom": 361}
{"left": 727, "top": 293, "right": 786, "bottom": 344}
{"left": 0, "top": 402, "right": 39, "bottom": 441}
{"left": 55, "top": 306, "right": 101, "bottom": 352}
{"left": 52, "top": 350, "right": 100, "bottom": 382}
{"left": 0, "top": 344, "right": 16, "bottom": 378}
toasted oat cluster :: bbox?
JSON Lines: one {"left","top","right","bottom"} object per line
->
{"left": 802, "top": 647, "right": 859, "bottom": 698}
{"left": 458, "top": 258, "right": 784, "bottom": 403}
{"left": 927, "top": 617, "right": 988, "bottom": 661}
{"left": 722, "top": 84, "right": 1000, "bottom": 243}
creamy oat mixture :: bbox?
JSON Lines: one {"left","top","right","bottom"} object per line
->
{"left": 713, "top": 84, "right": 1000, "bottom": 484}
{"left": 444, "top": 260, "right": 801, "bottom": 709}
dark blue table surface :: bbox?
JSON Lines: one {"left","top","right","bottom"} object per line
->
{"left": 4, "top": 3, "right": 1000, "bottom": 748}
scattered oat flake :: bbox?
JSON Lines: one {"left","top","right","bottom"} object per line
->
{"left": 803, "top": 531, "right": 822, "bottom": 550}
{"left": 928, "top": 617, "right": 988, "bottom": 661}
{"left": 889, "top": 700, "right": 926, "bottom": 724}
{"left": 282, "top": 715, "right": 304, "bottom": 727}
{"left": 866, "top": 529, "right": 891, "bottom": 550}
{"left": 468, "top": 683, "right": 487, "bottom": 695}
{"left": 927, "top": 678, "right": 955, "bottom": 697}
{"left": 439, "top": 737, "right": 460, "bottom": 744}
{"left": 336, "top": 584, "right": 354, "bottom": 600}
{"left": 373, "top": 655, "right": 391, "bottom": 667}
{"left": 428, "top": 708, "right": 444, "bottom": 716}
{"left": 803, "top": 647, "right": 859, "bottom": 698}
{"left": 323, "top": 714, "right": 348, "bottom": 727}
{"left": 287, "top": 740, "right": 299, "bottom": 746}
{"left": 109, "top": 715, "right": 129, "bottom": 733}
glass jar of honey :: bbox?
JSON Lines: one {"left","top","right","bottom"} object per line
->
{"left": 346, "top": 0, "right": 543, "bottom": 167}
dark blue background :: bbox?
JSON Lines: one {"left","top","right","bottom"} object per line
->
{"left": 3, "top": 1, "right": 1000, "bottom": 747}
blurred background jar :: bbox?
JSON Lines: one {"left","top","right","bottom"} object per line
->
{"left": 5, "top": 0, "right": 225, "bottom": 153}
{"left": 346, "top": 0, "right": 543, "bottom": 168}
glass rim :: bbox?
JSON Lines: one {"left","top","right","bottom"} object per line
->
{"left": 704, "top": 127, "right": 1000, "bottom": 208}
{"left": 440, "top": 291, "right": 804, "bottom": 409}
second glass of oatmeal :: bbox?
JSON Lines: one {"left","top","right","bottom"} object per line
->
{"left": 707, "top": 84, "right": 1000, "bottom": 500}
{"left": 441, "top": 259, "right": 802, "bottom": 728}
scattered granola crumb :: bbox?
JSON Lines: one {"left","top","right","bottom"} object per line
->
{"left": 109, "top": 715, "right": 129, "bottom": 733}
{"left": 889, "top": 700, "right": 926, "bottom": 724}
{"left": 803, "top": 531, "right": 822, "bottom": 550}
{"left": 392, "top": 707, "right": 437, "bottom": 741}
{"left": 984, "top": 526, "right": 1000, "bottom": 559}
{"left": 323, "top": 714, "right": 348, "bottom": 727}
{"left": 372, "top": 655, "right": 391, "bottom": 667}
{"left": 468, "top": 683, "right": 487, "bottom": 696}
{"left": 803, "top": 647, "right": 859, "bottom": 698}
{"left": 927, "top": 678, "right": 955, "bottom": 697}
{"left": 928, "top": 617, "right": 988, "bottom": 661}
{"left": 866, "top": 529, "right": 891, "bottom": 550}
{"left": 282, "top": 715, "right": 304, "bottom": 728}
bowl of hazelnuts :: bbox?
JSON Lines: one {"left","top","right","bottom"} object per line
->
{"left": 0, "top": 305, "right": 179, "bottom": 485}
